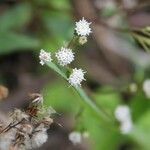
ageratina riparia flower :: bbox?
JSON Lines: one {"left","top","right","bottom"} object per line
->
{"left": 68, "top": 68, "right": 86, "bottom": 87}
{"left": 75, "top": 17, "right": 92, "bottom": 36}
{"left": 114, "top": 105, "right": 133, "bottom": 134}
{"left": 143, "top": 79, "right": 150, "bottom": 98}
{"left": 39, "top": 49, "right": 52, "bottom": 65}
{"left": 55, "top": 47, "right": 74, "bottom": 66}
{"left": 115, "top": 105, "right": 130, "bottom": 122}
{"left": 69, "top": 131, "right": 81, "bottom": 145}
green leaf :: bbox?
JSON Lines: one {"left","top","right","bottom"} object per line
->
{"left": 45, "top": 61, "right": 112, "bottom": 122}
{"left": 49, "top": 0, "right": 70, "bottom": 10}
{"left": 42, "top": 10, "right": 73, "bottom": 39}
{"left": 130, "top": 110, "right": 150, "bottom": 150}
{"left": 129, "top": 92, "right": 150, "bottom": 121}
{"left": 0, "top": 3, "right": 32, "bottom": 32}
{"left": 93, "top": 87, "right": 121, "bottom": 115}
{"left": 42, "top": 80, "right": 81, "bottom": 114}
{"left": 0, "top": 32, "right": 39, "bottom": 54}
{"left": 77, "top": 109, "right": 121, "bottom": 150}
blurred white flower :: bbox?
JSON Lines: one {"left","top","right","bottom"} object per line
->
{"left": 143, "top": 79, "right": 150, "bottom": 98}
{"left": 120, "top": 119, "right": 133, "bottom": 134}
{"left": 115, "top": 105, "right": 130, "bottom": 122}
{"left": 55, "top": 47, "right": 74, "bottom": 66}
{"left": 68, "top": 68, "right": 86, "bottom": 87}
{"left": 115, "top": 105, "right": 133, "bottom": 134}
{"left": 69, "top": 131, "right": 81, "bottom": 145}
{"left": 75, "top": 17, "right": 92, "bottom": 36}
{"left": 39, "top": 49, "right": 52, "bottom": 65}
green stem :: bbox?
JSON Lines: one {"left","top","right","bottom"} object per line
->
{"left": 46, "top": 61, "right": 112, "bottom": 122}
{"left": 75, "top": 86, "right": 111, "bottom": 122}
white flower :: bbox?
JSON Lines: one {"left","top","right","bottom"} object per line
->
{"left": 68, "top": 68, "right": 86, "bottom": 87}
{"left": 143, "top": 79, "right": 150, "bottom": 98}
{"left": 114, "top": 105, "right": 130, "bottom": 122}
{"left": 120, "top": 119, "right": 132, "bottom": 134}
{"left": 55, "top": 47, "right": 74, "bottom": 66}
{"left": 115, "top": 105, "right": 133, "bottom": 134}
{"left": 69, "top": 131, "right": 81, "bottom": 145}
{"left": 75, "top": 17, "right": 92, "bottom": 36}
{"left": 39, "top": 49, "right": 52, "bottom": 65}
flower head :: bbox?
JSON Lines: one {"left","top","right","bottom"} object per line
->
{"left": 39, "top": 49, "right": 52, "bottom": 65}
{"left": 55, "top": 47, "right": 74, "bottom": 66}
{"left": 120, "top": 120, "right": 132, "bottom": 134}
{"left": 143, "top": 79, "right": 150, "bottom": 98}
{"left": 114, "top": 105, "right": 130, "bottom": 122}
{"left": 114, "top": 105, "right": 133, "bottom": 134}
{"left": 68, "top": 68, "right": 86, "bottom": 87}
{"left": 69, "top": 131, "right": 81, "bottom": 145}
{"left": 75, "top": 17, "right": 92, "bottom": 36}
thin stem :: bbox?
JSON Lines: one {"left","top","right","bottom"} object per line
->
{"left": 75, "top": 87, "right": 112, "bottom": 122}
{"left": 67, "top": 35, "right": 76, "bottom": 48}
{"left": 46, "top": 61, "right": 112, "bottom": 122}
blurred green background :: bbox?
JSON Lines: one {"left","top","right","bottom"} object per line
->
{"left": 0, "top": 0, "right": 150, "bottom": 150}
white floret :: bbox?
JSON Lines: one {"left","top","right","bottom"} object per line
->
{"left": 55, "top": 47, "right": 74, "bottom": 66}
{"left": 69, "top": 131, "right": 81, "bottom": 145}
{"left": 75, "top": 17, "right": 92, "bottom": 36}
{"left": 68, "top": 68, "right": 86, "bottom": 87}
{"left": 39, "top": 49, "right": 52, "bottom": 65}
{"left": 114, "top": 105, "right": 130, "bottom": 122}
{"left": 114, "top": 105, "right": 133, "bottom": 134}
{"left": 120, "top": 119, "right": 133, "bottom": 134}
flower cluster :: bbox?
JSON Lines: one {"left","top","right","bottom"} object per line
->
{"left": 114, "top": 105, "right": 133, "bottom": 134}
{"left": 0, "top": 94, "right": 55, "bottom": 150}
{"left": 75, "top": 17, "right": 92, "bottom": 45}
{"left": 39, "top": 18, "right": 91, "bottom": 87}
